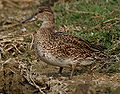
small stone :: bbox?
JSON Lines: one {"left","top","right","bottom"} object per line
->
{"left": 21, "top": 28, "right": 27, "bottom": 32}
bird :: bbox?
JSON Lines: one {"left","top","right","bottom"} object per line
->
{"left": 22, "top": 6, "right": 109, "bottom": 79}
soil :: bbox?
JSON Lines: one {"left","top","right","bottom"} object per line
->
{"left": 0, "top": 59, "right": 120, "bottom": 94}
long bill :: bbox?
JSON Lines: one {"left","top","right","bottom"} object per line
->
{"left": 22, "top": 15, "right": 36, "bottom": 24}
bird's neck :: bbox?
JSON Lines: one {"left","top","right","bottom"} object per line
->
{"left": 35, "top": 20, "right": 55, "bottom": 39}
{"left": 41, "top": 20, "right": 54, "bottom": 29}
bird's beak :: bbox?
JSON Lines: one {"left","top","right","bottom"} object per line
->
{"left": 22, "top": 15, "right": 37, "bottom": 24}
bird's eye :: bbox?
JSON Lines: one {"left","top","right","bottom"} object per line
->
{"left": 38, "top": 9, "right": 43, "bottom": 13}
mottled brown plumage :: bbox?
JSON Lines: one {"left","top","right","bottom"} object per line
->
{"left": 23, "top": 6, "right": 108, "bottom": 79}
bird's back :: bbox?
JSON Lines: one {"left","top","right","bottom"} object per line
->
{"left": 34, "top": 27, "right": 108, "bottom": 67}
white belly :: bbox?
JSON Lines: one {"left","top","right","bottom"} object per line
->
{"left": 35, "top": 45, "right": 94, "bottom": 68}
{"left": 35, "top": 45, "right": 71, "bottom": 67}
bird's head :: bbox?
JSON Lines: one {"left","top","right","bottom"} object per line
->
{"left": 22, "top": 6, "right": 54, "bottom": 24}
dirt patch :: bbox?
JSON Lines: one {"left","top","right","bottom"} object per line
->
{"left": 0, "top": 58, "right": 70, "bottom": 94}
{"left": 0, "top": 58, "right": 120, "bottom": 94}
{"left": 0, "top": 58, "right": 46, "bottom": 94}
{"left": 0, "top": 59, "right": 37, "bottom": 94}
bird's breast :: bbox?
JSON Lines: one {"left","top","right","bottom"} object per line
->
{"left": 34, "top": 43, "right": 71, "bottom": 67}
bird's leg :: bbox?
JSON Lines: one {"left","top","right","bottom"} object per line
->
{"left": 70, "top": 64, "right": 76, "bottom": 79}
{"left": 59, "top": 67, "right": 63, "bottom": 74}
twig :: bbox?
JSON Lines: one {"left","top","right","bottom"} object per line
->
{"left": 67, "top": 9, "right": 97, "bottom": 15}
{"left": 88, "top": 24, "right": 101, "bottom": 31}
{"left": 29, "top": 66, "right": 45, "bottom": 94}
{"left": 0, "top": 23, "right": 21, "bottom": 32}
{"left": 103, "top": 18, "right": 120, "bottom": 24}
{"left": 29, "top": 75, "right": 45, "bottom": 94}
{"left": 23, "top": 66, "right": 45, "bottom": 94}
{"left": 5, "top": 46, "right": 14, "bottom": 52}
{"left": 12, "top": 44, "right": 22, "bottom": 54}
{"left": 88, "top": 17, "right": 120, "bottom": 31}
{"left": 108, "top": 21, "right": 120, "bottom": 28}
{"left": 0, "top": 58, "right": 12, "bottom": 71}
{"left": 3, "top": 0, "right": 21, "bottom": 9}
{"left": 114, "top": 55, "right": 119, "bottom": 62}
{"left": 30, "top": 33, "right": 34, "bottom": 50}
{"left": 7, "top": 68, "right": 16, "bottom": 74}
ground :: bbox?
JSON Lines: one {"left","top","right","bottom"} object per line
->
{"left": 0, "top": 0, "right": 120, "bottom": 94}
